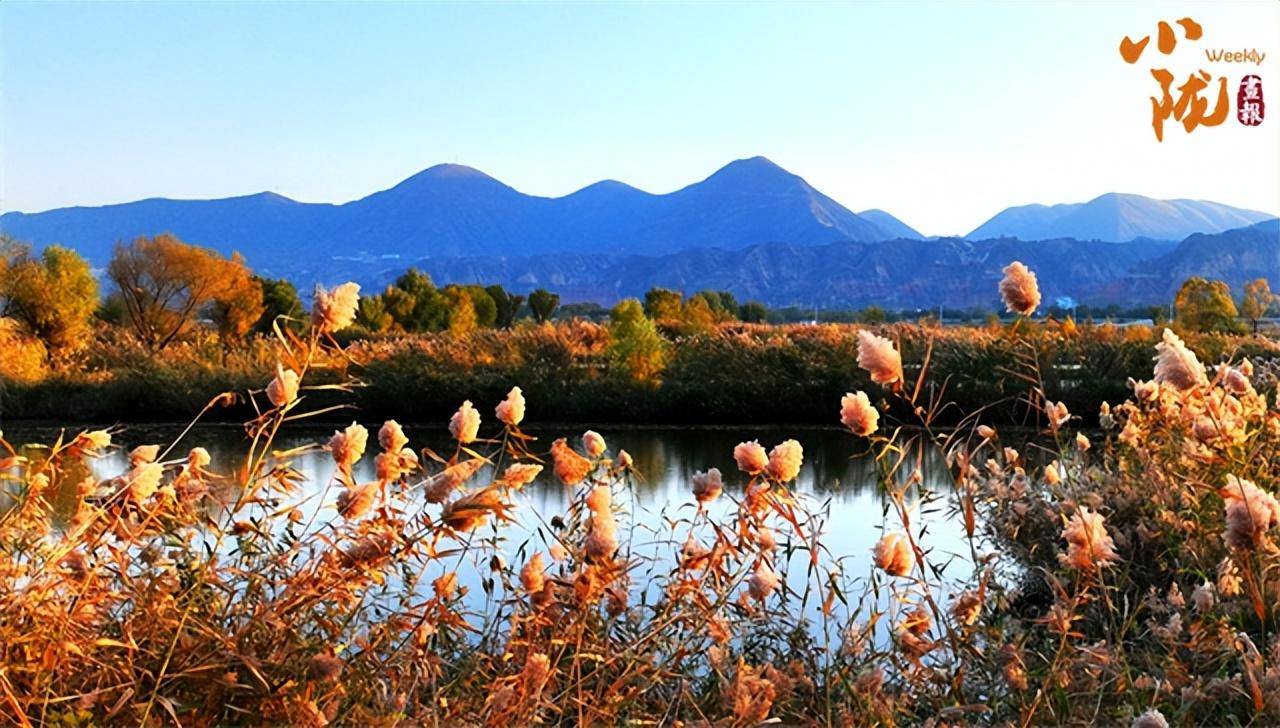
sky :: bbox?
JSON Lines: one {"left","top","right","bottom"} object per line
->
{"left": 2, "top": 1, "right": 1277, "bottom": 236}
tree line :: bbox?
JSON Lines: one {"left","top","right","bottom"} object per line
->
{"left": 351, "top": 268, "right": 561, "bottom": 335}
{"left": 0, "top": 233, "right": 570, "bottom": 361}
{"left": 1, "top": 232, "right": 1276, "bottom": 368}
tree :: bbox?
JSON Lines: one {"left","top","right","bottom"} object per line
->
{"left": 528, "top": 288, "right": 560, "bottom": 323}
{"left": 1174, "top": 277, "right": 1240, "bottom": 334}
{"left": 210, "top": 274, "right": 265, "bottom": 349}
{"left": 459, "top": 285, "right": 497, "bottom": 328}
{"left": 643, "top": 288, "right": 684, "bottom": 321}
{"left": 0, "top": 235, "right": 20, "bottom": 286}
{"left": 108, "top": 234, "right": 261, "bottom": 351}
{"left": 716, "top": 291, "right": 739, "bottom": 318}
{"left": 1, "top": 243, "right": 99, "bottom": 359}
{"left": 692, "top": 290, "right": 737, "bottom": 322}
{"left": 447, "top": 287, "right": 478, "bottom": 335}
{"left": 609, "top": 298, "right": 669, "bottom": 384}
{"left": 1146, "top": 305, "right": 1171, "bottom": 327}
{"left": 487, "top": 284, "right": 525, "bottom": 328}
{"left": 681, "top": 295, "right": 719, "bottom": 334}
{"left": 97, "top": 292, "right": 130, "bottom": 326}
{"left": 1240, "top": 278, "right": 1274, "bottom": 334}
{"left": 858, "top": 306, "right": 888, "bottom": 324}
{"left": 256, "top": 277, "right": 304, "bottom": 333}
{"left": 388, "top": 268, "right": 449, "bottom": 332}
{"left": 355, "top": 295, "right": 394, "bottom": 333}
{"left": 739, "top": 301, "right": 769, "bottom": 323}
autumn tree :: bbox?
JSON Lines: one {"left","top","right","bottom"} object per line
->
{"left": 1174, "top": 277, "right": 1240, "bottom": 334}
{"left": 528, "top": 288, "right": 560, "bottom": 323}
{"left": 447, "top": 287, "right": 478, "bottom": 335}
{"left": 1239, "top": 278, "right": 1274, "bottom": 334}
{"left": 0, "top": 235, "right": 21, "bottom": 280}
{"left": 681, "top": 295, "right": 720, "bottom": 334}
{"left": 108, "top": 234, "right": 263, "bottom": 351}
{"left": 609, "top": 298, "right": 669, "bottom": 384}
{"left": 210, "top": 273, "right": 265, "bottom": 348}
{"left": 643, "top": 288, "right": 684, "bottom": 321}
{"left": 1, "top": 242, "right": 99, "bottom": 360}
{"left": 451, "top": 285, "right": 497, "bottom": 328}
{"left": 692, "top": 290, "right": 737, "bottom": 322}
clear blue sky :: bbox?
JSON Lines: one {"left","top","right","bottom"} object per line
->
{"left": 3, "top": 1, "right": 1277, "bottom": 235}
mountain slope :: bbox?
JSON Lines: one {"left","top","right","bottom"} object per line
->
{"left": 412, "top": 236, "right": 1181, "bottom": 309}
{"left": 0, "top": 157, "right": 890, "bottom": 274}
{"left": 0, "top": 192, "right": 333, "bottom": 275}
{"left": 1135, "top": 220, "right": 1280, "bottom": 299}
{"left": 857, "top": 209, "right": 924, "bottom": 240}
{"left": 411, "top": 221, "right": 1279, "bottom": 309}
{"left": 968, "top": 193, "right": 1275, "bottom": 242}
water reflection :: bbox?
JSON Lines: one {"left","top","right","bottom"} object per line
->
{"left": 4, "top": 422, "right": 966, "bottom": 638}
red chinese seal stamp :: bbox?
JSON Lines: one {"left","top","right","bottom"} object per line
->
{"left": 1238, "top": 75, "right": 1264, "bottom": 126}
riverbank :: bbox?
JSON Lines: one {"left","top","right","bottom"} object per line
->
{"left": 3, "top": 320, "right": 1277, "bottom": 427}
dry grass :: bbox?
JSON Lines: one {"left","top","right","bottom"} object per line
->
{"left": 3, "top": 279, "right": 1280, "bottom": 726}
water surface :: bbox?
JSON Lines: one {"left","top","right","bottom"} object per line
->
{"left": 4, "top": 421, "right": 972, "bottom": 636}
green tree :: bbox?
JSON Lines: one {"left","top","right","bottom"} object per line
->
{"left": 255, "top": 276, "right": 304, "bottom": 333}
{"left": 356, "top": 294, "right": 394, "bottom": 333}
{"left": 97, "top": 292, "right": 130, "bottom": 326}
{"left": 1146, "top": 305, "right": 1171, "bottom": 327}
{"left": 1174, "top": 277, "right": 1240, "bottom": 334}
{"left": 716, "top": 291, "right": 739, "bottom": 318}
{"left": 1240, "top": 278, "right": 1274, "bottom": 334}
{"left": 1, "top": 244, "right": 100, "bottom": 359}
{"left": 528, "top": 288, "right": 560, "bottom": 323}
{"left": 609, "top": 298, "right": 669, "bottom": 384}
{"left": 459, "top": 285, "right": 497, "bottom": 328}
{"left": 388, "top": 269, "right": 449, "bottom": 332}
{"left": 487, "top": 284, "right": 525, "bottom": 328}
{"left": 380, "top": 286, "right": 415, "bottom": 330}
{"left": 692, "top": 290, "right": 737, "bottom": 322}
{"left": 859, "top": 306, "right": 888, "bottom": 324}
{"left": 739, "top": 301, "right": 769, "bottom": 323}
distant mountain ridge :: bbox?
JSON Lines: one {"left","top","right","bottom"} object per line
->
{"left": 410, "top": 221, "right": 1279, "bottom": 309}
{"left": 967, "top": 192, "right": 1273, "bottom": 242}
{"left": 856, "top": 209, "right": 924, "bottom": 240}
{"left": 3, "top": 158, "right": 1275, "bottom": 309}
{"left": 1, "top": 156, "right": 899, "bottom": 276}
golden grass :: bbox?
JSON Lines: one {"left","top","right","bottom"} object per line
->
{"left": 2, "top": 279, "right": 1280, "bottom": 725}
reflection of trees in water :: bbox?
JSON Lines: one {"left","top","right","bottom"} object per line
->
{"left": 598, "top": 429, "right": 952, "bottom": 507}
{"left": 7, "top": 423, "right": 952, "bottom": 527}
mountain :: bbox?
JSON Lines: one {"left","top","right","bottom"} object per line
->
{"left": 410, "top": 221, "right": 1280, "bottom": 309}
{"left": 7, "top": 159, "right": 1272, "bottom": 308}
{"left": 967, "top": 193, "right": 1275, "bottom": 242}
{"left": 0, "top": 156, "right": 894, "bottom": 278}
{"left": 857, "top": 209, "right": 924, "bottom": 240}
{"left": 411, "top": 237, "right": 1182, "bottom": 309}
{"left": 1134, "top": 220, "right": 1280, "bottom": 299}
{"left": 0, "top": 192, "right": 328, "bottom": 276}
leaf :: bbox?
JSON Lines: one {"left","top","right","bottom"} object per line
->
{"left": 93, "top": 637, "right": 137, "bottom": 650}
